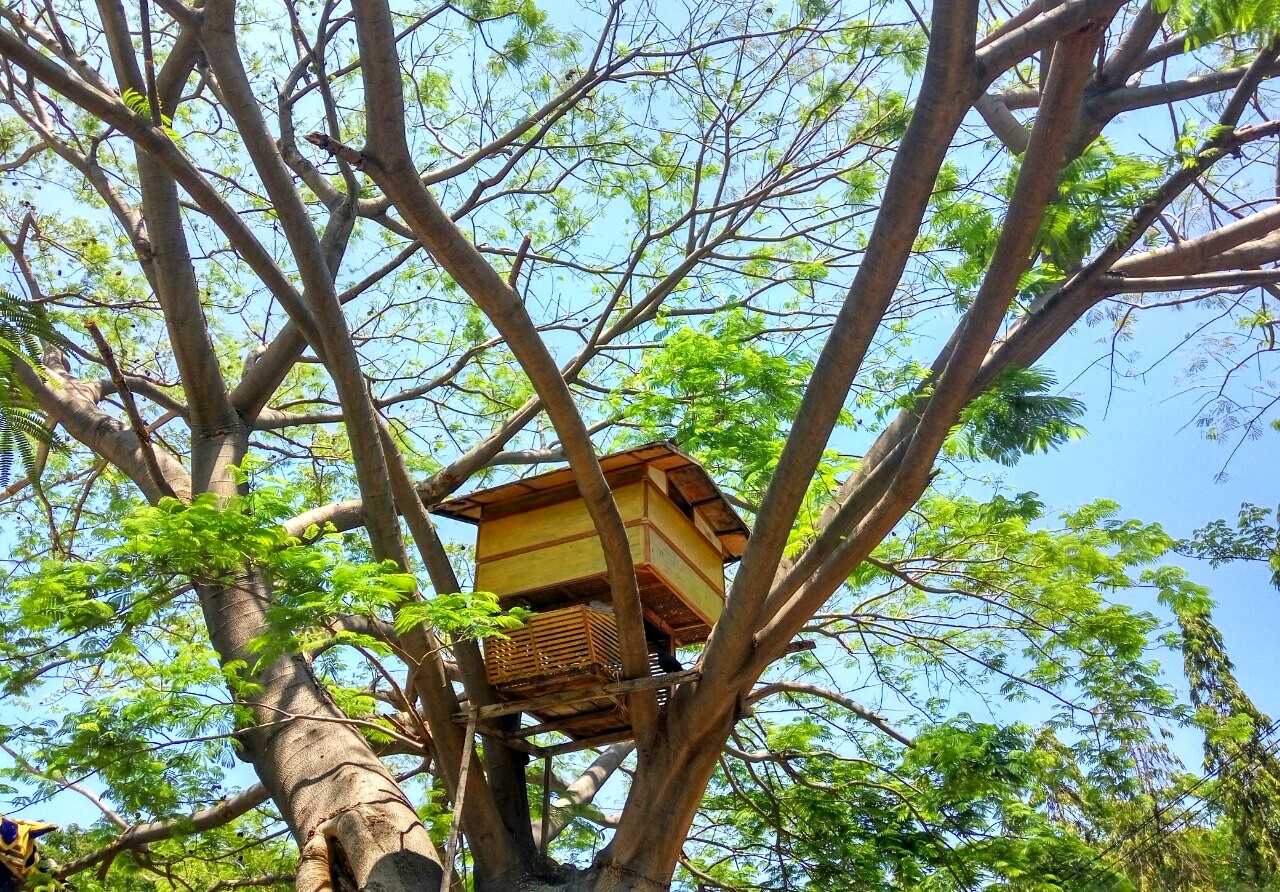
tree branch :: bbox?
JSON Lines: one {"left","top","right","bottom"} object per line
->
{"left": 348, "top": 0, "right": 657, "bottom": 749}
{"left": 746, "top": 682, "right": 914, "bottom": 747}
{"left": 85, "top": 321, "right": 178, "bottom": 500}
{"left": 58, "top": 784, "right": 269, "bottom": 877}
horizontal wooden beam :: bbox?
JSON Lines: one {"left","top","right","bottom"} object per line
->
{"left": 472, "top": 722, "right": 634, "bottom": 757}
{"left": 511, "top": 710, "right": 623, "bottom": 739}
{"left": 473, "top": 724, "right": 542, "bottom": 755}
{"left": 455, "top": 669, "right": 700, "bottom": 724}
{"left": 541, "top": 729, "right": 635, "bottom": 756}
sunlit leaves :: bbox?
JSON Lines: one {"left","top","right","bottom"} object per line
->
{"left": 9, "top": 483, "right": 526, "bottom": 672}
{"left": 415, "top": 69, "right": 453, "bottom": 111}
{"left": 950, "top": 366, "right": 1086, "bottom": 465}
{"left": 1035, "top": 141, "right": 1164, "bottom": 271}
{"left": 929, "top": 143, "right": 1162, "bottom": 306}
{"left": 466, "top": 0, "right": 560, "bottom": 72}
{"left": 1178, "top": 503, "right": 1280, "bottom": 589}
{"left": 690, "top": 493, "right": 1245, "bottom": 889}
{"left": 1156, "top": 0, "right": 1280, "bottom": 48}
{"left": 692, "top": 717, "right": 1132, "bottom": 890}
{"left": 0, "top": 0, "right": 1276, "bottom": 886}
{"left": 929, "top": 163, "right": 999, "bottom": 300}
{"left": 837, "top": 21, "right": 927, "bottom": 73}
{"left": 858, "top": 492, "right": 1177, "bottom": 738}
{"left": 617, "top": 310, "right": 817, "bottom": 493}
{"left": 394, "top": 590, "right": 531, "bottom": 640}
{"left": 119, "top": 88, "right": 182, "bottom": 144}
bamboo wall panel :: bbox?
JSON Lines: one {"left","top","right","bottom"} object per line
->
{"left": 485, "top": 605, "right": 623, "bottom": 690}
{"left": 478, "top": 482, "right": 646, "bottom": 559}
{"left": 476, "top": 523, "right": 647, "bottom": 599}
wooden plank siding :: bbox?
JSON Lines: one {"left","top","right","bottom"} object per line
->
{"left": 475, "top": 520, "right": 649, "bottom": 598}
{"left": 644, "top": 484, "right": 725, "bottom": 589}
{"left": 473, "top": 478, "right": 727, "bottom": 633}
{"left": 645, "top": 526, "right": 722, "bottom": 627}
{"left": 476, "top": 480, "right": 647, "bottom": 559}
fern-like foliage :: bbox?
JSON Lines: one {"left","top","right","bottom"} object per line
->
{"left": 1157, "top": 0, "right": 1280, "bottom": 48}
{"left": 1180, "top": 503, "right": 1280, "bottom": 589}
{"left": 1036, "top": 140, "right": 1164, "bottom": 272}
{"left": 950, "top": 366, "right": 1086, "bottom": 466}
{"left": 0, "top": 288, "right": 62, "bottom": 484}
{"left": 121, "top": 87, "right": 183, "bottom": 144}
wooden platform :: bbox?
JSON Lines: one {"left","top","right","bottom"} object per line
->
{"left": 457, "top": 668, "right": 701, "bottom": 755}
{"left": 457, "top": 642, "right": 813, "bottom": 757}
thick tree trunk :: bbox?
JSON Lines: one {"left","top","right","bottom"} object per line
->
{"left": 587, "top": 726, "right": 732, "bottom": 890}
{"left": 197, "top": 573, "right": 442, "bottom": 891}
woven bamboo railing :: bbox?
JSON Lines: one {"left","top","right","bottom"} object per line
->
{"left": 484, "top": 604, "right": 623, "bottom": 691}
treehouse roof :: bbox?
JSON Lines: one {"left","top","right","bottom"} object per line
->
{"left": 431, "top": 441, "right": 750, "bottom": 560}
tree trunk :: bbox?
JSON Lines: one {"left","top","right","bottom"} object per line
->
{"left": 587, "top": 730, "right": 730, "bottom": 890}
{"left": 197, "top": 572, "right": 442, "bottom": 891}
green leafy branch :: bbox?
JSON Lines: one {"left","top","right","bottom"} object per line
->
{"left": 13, "top": 483, "right": 528, "bottom": 674}
{"left": 121, "top": 87, "right": 183, "bottom": 145}
{"left": 948, "top": 366, "right": 1086, "bottom": 466}
{"left": 0, "top": 287, "right": 64, "bottom": 484}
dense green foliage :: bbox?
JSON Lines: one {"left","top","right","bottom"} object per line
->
{"left": 1180, "top": 504, "right": 1280, "bottom": 589}
{"left": 1158, "top": 0, "right": 1280, "bottom": 48}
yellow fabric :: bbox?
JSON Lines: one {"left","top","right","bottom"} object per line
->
{"left": 0, "top": 816, "right": 56, "bottom": 885}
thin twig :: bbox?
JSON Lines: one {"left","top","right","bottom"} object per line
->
{"left": 84, "top": 322, "right": 178, "bottom": 499}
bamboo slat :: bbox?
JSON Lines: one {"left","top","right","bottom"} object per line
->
{"left": 484, "top": 604, "right": 623, "bottom": 690}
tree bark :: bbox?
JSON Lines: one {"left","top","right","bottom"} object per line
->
{"left": 199, "top": 573, "right": 441, "bottom": 892}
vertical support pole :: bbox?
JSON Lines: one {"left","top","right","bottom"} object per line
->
{"left": 539, "top": 753, "right": 553, "bottom": 857}
{"left": 440, "top": 710, "right": 476, "bottom": 892}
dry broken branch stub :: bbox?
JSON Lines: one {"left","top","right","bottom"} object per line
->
{"left": 304, "top": 132, "right": 367, "bottom": 170}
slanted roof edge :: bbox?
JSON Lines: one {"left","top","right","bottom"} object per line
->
{"left": 429, "top": 441, "right": 750, "bottom": 556}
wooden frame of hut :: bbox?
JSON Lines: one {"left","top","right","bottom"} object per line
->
{"left": 432, "top": 442, "right": 749, "bottom": 741}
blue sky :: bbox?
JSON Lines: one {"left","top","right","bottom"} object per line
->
{"left": 994, "top": 291, "right": 1280, "bottom": 762}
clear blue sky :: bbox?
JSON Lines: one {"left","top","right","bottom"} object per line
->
{"left": 994, "top": 293, "right": 1280, "bottom": 762}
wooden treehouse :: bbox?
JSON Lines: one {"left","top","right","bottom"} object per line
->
{"left": 432, "top": 442, "right": 749, "bottom": 747}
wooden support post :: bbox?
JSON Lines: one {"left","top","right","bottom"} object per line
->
{"left": 539, "top": 753, "right": 553, "bottom": 857}
{"left": 440, "top": 710, "right": 476, "bottom": 892}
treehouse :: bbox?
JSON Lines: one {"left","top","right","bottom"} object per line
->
{"left": 432, "top": 442, "right": 749, "bottom": 742}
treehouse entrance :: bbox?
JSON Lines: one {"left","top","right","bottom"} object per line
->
{"left": 433, "top": 442, "right": 749, "bottom": 741}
